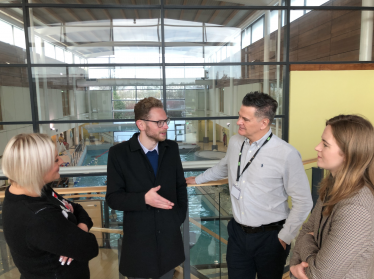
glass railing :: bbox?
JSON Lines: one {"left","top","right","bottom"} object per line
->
{"left": 0, "top": 165, "right": 321, "bottom": 279}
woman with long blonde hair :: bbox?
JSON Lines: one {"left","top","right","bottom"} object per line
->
{"left": 290, "top": 115, "right": 374, "bottom": 279}
{"left": 2, "top": 133, "right": 98, "bottom": 279}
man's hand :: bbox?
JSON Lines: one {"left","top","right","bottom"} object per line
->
{"left": 279, "top": 238, "right": 287, "bottom": 250}
{"left": 186, "top": 176, "right": 196, "bottom": 185}
{"left": 145, "top": 186, "right": 174, "bottom": 209}
{"left": 290, "top": 262, "right": 309, "bottom": 279}
{"left": 307, "top": 232, "right": 314, "bottom": 236}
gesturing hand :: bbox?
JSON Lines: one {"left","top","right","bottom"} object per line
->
{"left": 185, "top": 176, "right": 196, "bottom": 185}
{"left": 290, "top": 262, "right": 309, "bottom": 279}
{"left": 145, "top": 186, "right": 174, "bottom": 209}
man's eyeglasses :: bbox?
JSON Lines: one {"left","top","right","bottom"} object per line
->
{"left": 141, "top": 117, "right": 170, "bottom": 128}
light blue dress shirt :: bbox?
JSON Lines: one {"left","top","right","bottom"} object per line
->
{"left": 195, "top": 129, "right": 313, "bottom": 244}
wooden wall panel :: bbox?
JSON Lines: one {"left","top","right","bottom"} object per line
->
{"left": 298, "top": 21, "right": 332, "bottom": 49}
{"left": 297, "top": 10, "right": 332, "bottom": 35}
{"left": 331, "top": 11, "right": 361, "bottom": 35}
{"left": 330, "top": 29, "right": 361, "bottom": 55}
{"left": 297, "top": 40, "right": 331, "bottom": 61}
{"left": 333, "top": 0, "right": 362, "bottom": 6}
{"left": 330, "top": 49, "right": 359, "bottom": 61}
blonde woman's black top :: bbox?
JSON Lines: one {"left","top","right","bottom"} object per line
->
{"left": 3, "top": 185, "right": 99, "bottom": 279}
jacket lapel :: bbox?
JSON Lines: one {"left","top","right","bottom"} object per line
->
{"left": 156, "top": 140, "right": 169, "bottom": 181}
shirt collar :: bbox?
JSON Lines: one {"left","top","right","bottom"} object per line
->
{"left": 138, "top": 135, "right": 159, "bottom": 154}
{"left": 245, "top": 128, "right": 272, "bottom": 147}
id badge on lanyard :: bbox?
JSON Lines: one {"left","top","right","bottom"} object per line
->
{"left": 231, "top": 182, "right": 241, "bottom": 200}
{"left": 231, "top": 133, "right": 273, "bottom": 201}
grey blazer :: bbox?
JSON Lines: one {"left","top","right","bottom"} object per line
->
{"left": 290, "top": 186, "right": 374, "bottom": 279}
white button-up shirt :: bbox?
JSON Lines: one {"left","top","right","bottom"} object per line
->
{"left": 195, "top": 129, "right": 313, "bottom": 244}
{"left": 138, "top": 136, "right": 159, "bottom": 155}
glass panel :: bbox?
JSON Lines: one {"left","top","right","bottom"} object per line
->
{"left": 251, "top": 17, "right": 264, "bottom": 43}
{"left": 164, "top": 10, "right": 284, "bottom": 63}
{"left": 167, "top": 0, "right": 282, "bottom": 5}
{"left": 37, "top": 118, "right": 280, "bottom": 169}
{"left": 32, "top": 66, "right": 162, "bottom": 121}
{"left": 166, "top": 65, "right": 285, "bottom": 117}
{"left": 289, "top": 10, "right": 373, "bottom": 62}
{"left": 13, "top": 27, "right": 26, "bottom": 49}
{"left": 44, "top": 42, "right": 55, "bottom": 59}
{"left": 0, "top": 9, "right": 27, "bottom": 64}
{"left": 270, "top": 9, "right": 280, "bottom": 33}
{"left": 29, "top": 8, "right": 161, "bottom": 64}
{"left": 55, "top": 47, "right": 65, "bottom": 62}
{"left": 0, "top": 68, "right": 32, "bottom": 122}
{"left": 0, "top": 125, "right": 34, "bottom": 167}
{"left": 29, "top": 0, "right": 159, "bottom": 3}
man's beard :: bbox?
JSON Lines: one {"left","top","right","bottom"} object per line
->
{"left": 145, "top": 127, "right": 167, "bottom": 142}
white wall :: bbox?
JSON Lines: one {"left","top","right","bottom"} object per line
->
{"left": 0, "top": 86, "right": 32, "bottom": 124}
{"left": 89, "top": 90, "right": 112, "bottom": 113}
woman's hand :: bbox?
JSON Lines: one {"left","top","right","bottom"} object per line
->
{"left": 58, "top": 223, "right": 88, "bottom": 265}
{"left": 290, "top": 262, "right": 309, "bottom": 279}
{"left": 59, "top": 256, "right": 73, "bottom": 266}
{"left": 62, "top": 200, "right": 74, "bottom": 213}
{"left": 77, "top": 223, "right": 88, "bottom": 232}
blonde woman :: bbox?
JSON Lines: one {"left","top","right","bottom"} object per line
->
{"left": 290, "top": 115, "right": 374, "bottom": 279}
{"left": 2, "top": 133, "right": 98, "bottom": 279}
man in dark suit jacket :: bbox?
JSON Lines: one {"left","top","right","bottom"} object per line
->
{"left": 106, "top": 97, "right": 188, "bottom": 279}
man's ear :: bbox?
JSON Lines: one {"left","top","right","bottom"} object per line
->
{"left": 261, "top": 118, "right": 270, "bottom": 130}
{"left": 136, "top": 120, "right": 144, "bottom": 131}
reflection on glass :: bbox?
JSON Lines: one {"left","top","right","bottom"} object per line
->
{"left": 289, "top": 10, "right": 372, "bottom": 62}
{"left": 165, "top": 10, "right": 283, "bottom": 63}
{"left": 29, "top": 8, "right": 161, "bottom": 64}
{"left": 166, "top": 65, "right": 285, "bottom": 117}
{"left": 32, "top": 66, "right": 162, "bottom": 121}
{"left": 38, "top": 118, "right": 274, "bottom": 168}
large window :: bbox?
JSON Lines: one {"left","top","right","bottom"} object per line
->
{"left": 0, "top": 0, "right": 372, "bottom": 161}
{"left": 0, "top": 2, "right": 373, "bottom": 279}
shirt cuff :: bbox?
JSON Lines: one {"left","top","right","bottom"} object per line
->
{"left": 278, "top": 228, "right": 293, "bottom": 245}
{"left": 195, "top": 174, "right": 205, "bottom": 185}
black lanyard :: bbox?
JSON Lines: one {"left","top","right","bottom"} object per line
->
{"left": 236, "top": 133, "right": 273, "bottom": 182}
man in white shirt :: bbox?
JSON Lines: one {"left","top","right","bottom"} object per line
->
{"left": 186, "top": 92, "right": 312, "bottom": 279}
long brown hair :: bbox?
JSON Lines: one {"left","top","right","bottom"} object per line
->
{"left": 319, "top": 115, "right": 374, "bottom": 215}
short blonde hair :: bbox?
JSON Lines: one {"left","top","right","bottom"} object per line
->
{"left": 2, "top": 133, "right": 56, "bottom": 196}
